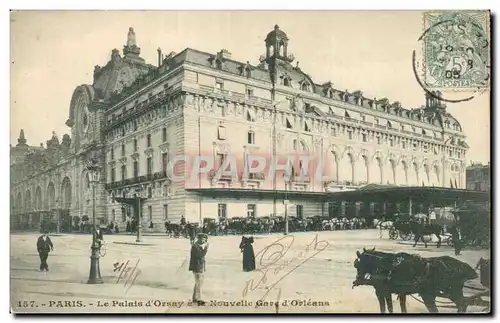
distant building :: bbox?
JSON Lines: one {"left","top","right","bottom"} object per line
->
{"left": 466, "top": 162, "right": 490, "bottom": 192}
{"left": 10, "top": 25, "right": 470, "bottom": 232}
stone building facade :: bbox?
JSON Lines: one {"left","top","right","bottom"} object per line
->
{"left": 466, "top": 162, "right": 490, "bottom": 192}
{"left": 11, "top": 25, "right": 469, "bottom": 231}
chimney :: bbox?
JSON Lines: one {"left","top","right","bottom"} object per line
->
{"left": 157, "top": 48, "right": 162, "bottom": 67}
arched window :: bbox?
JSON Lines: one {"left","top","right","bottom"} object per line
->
{"left": 331, "top": 152, "right": 338, "bottom": 181}
{"left": 283, "top": 78, "right": 291, "bottom": 87}
{"left": 348, "top": 153, "right": 355, "bottom": 183}
{"left": 390, "top": 160, "right": 396, "bottom": 184}
{"left": 279, "top": 41, "right": 285, "bottom": 56}
{"left": 301, "top": 82, "right": 309, "bottom": 91}
{"left": 360, "top": 155, "right": 369, "bottom": 183}
{"left": 268, "top": 45, "right": 274, "bottom": 57}
{"left": 434, "top": 165, "right": 440, "bottom": 185}
{"left": 376, "top": 157, "right": 383, "bottom": 184}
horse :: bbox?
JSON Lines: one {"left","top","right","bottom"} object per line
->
{"left": 165, "top": 221, "right": 181, "bottom": 238}
{"left": 353, "top": 248, "right": 478, "bottom": 313}
{"left": 353, "top": 248, "right": 409, "bottom": 313}
{"left": 374, "top": 219, "right": 394, "bottom": 230}
{"left": 409, "top": 220, "right": 443, "bottom": 248}
{"left": 322, "top": 219, "right": 334, "bottom": 231}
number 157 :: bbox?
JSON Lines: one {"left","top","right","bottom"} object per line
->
{"left": 18, "top": 301, "right": 35, "bottom": 307}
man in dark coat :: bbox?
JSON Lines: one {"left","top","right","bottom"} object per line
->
{"left": 36, "top": 230, "right": 54, "bottom": 271}
{"left": 189, "top": 233, "right": 209, "bottom": 305}
{"left": 239, "top": 236, "right": 256, "bottom": 272}
{"left": 449, "top": 222, "right": 462, "bottom": 256}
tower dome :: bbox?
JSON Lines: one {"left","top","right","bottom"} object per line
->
{"left": 265, "top": 25, "right": 290, "bottom": 60}
{"left": 265, "top": 24, "right": 289, "bottom": 43}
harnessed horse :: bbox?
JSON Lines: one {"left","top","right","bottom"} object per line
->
{"left": 353, "top": 248, "right": 477, "bottom": 313}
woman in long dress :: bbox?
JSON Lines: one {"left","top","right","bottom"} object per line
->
{"left": 239, "top": 236, "right": 256, "bottom": 272}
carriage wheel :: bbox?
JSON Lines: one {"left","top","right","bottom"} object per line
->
{"left": 399, "top": 231, "right": 412, "bottom": 241}
{"left": 446, "top": 236, "right": 454, "bottom": 247}
{"left": 99, "top": 242, "right": 107, "bottom": 257}
{"left": 389, "top": 228, "right": 398, "bottom": 240}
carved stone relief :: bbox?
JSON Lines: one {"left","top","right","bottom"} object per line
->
{"left": 293, "top": 96, "right": 304, "bottom": 113}
{"left": 213, "top": 142, "right": 230, "bottom": 154}
{"left": 235, "top": 103, "right": 243, "bottom": 116}
{"left": 276, "top": 132, "right": 285, "bottom": 147}
{"left": 227, "top": 102, "right": 235, "bottom": 115}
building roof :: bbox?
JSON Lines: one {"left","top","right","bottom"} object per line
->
{"left": 148, "top": 25, "right": 464, "bottom": 133}
{"left": 325, "top": 186, "right": 490, "bottom": 204}
{"left": 92, "top": 28, "right": 156, "bottom": 100}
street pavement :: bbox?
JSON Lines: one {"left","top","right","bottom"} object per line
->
{"left": 10, "top": 229, "right": 489, "bottom": 314}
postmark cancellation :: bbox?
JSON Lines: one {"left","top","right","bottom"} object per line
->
{"left": 422, "top": 11, "right": 491, "bottom": 90}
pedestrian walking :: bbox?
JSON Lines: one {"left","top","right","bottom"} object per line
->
{"left": 379, "top": 215, "right": 386, "bottom": 239}
{"left": 36, "top": 230, "right": 54, "bottom": 271}
{"left": 239, "top": 236, "right": 256, "bottom": 272}
{"left": 189, "top": 233, "right": 209, "bottom": 306}
{"left": 449, "top": 223, "right": 462, "bottom": 256}
{"left": 429, "top": 208, "right": 437, "bottom": 225}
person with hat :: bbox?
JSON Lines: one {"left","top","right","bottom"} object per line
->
{"left": 189, "top": 233, "right": 209, "bottom": 305}
{"left": 36, "top": 230, "right": 54, "bottom": 271}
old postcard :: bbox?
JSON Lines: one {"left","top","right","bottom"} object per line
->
{"left": 10, "top": 10, "right": 491, "bottom": 314}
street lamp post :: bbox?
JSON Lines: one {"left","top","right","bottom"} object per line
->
{"left": 87, "top": 159, "right": 103, "bottom": 284}
{"left": 284, "top": 182, "right": 289, "bottom": 235}
{"left": 55, "top": 199, "right": 60, "bottom": 234}
{"left": 135, "top": 186, "right": 144, "bottom": 243}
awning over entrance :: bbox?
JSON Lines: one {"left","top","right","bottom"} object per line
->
{"left": 325, "top": 185, "right": 490, "bottom": 205}
{"left": 186, "top": 188, "right": 326, "bottom": 201}
{"left": 187, "top": 185, "right": 490, "bottom": 206}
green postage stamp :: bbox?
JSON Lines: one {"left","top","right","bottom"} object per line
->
{"left": 423, "top": 11, "right": 491, "bottom": 90}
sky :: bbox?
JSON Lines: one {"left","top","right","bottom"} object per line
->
{"left": 9, "top": 10, "right": 490, "bottom": 164}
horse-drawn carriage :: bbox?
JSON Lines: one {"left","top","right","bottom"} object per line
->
{"left": 386, "top": 214, "right": 444, "bottom": 248}
{"left": 454, "top": 207, "right": 490, "bottom": 248}
{"left": 388, "top": 214, "right": 414, "bottom": 241}
{"left": 353, "top": 248, "right": 491, "bottom": 313}
{"left": 202, "top": 218, "right": 218, "bottom": 236}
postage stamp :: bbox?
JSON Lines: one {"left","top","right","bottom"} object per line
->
{"left": 422, "top": 11, "right": 491, "bottom": 90}
{"left": 10, "top": 11, "right": 491, "bottom": 315}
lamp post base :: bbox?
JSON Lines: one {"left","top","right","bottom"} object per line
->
{"left": 136, "top": 226, "right": 142, "bottom": 243}
{"left": 87, "top": 246, "right": 103, "bottom": 284}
